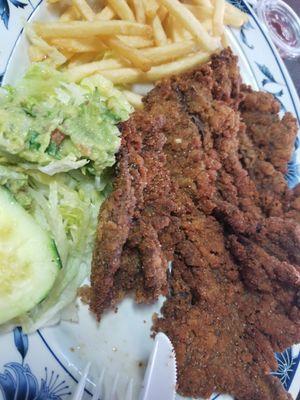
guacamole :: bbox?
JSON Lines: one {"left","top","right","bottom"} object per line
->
{"left": 0, "top": 63, "right": 133, "bottom": 175}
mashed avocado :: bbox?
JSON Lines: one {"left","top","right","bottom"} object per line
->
{"left": 0, "top": 63, "right": 133, "bottom": 175}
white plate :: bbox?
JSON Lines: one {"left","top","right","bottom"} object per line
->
{"left": 1, "top": 1, "right": 300, "bottom": 399}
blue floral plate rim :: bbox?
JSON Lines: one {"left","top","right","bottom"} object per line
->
{"left": 0, "top": 1, "right": 300, "bottom": 399}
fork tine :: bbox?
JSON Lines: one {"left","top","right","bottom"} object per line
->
{"left": 124, "top": 378, "right": 133, "bottom": 400}
{"left": 72, "top": 362, "right": 91, "bottom": 400}
{"left": 92, "top": 369, "right": 105, "bottom": 400}
{"left": 109, "top": 373, "right": 119, "bottom": 400}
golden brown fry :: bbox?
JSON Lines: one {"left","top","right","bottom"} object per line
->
{"left": 224, "top": 2, "right": 248, "bottom": 25}
{"left": 221, "top": 31, "right": 229, "bottom": 48}
{"left": 97, "top": 68, "right": 144, "bottom": 84}
{"left": 165, "top": 14, "right": 183, "bottom": 42}
{"left": 72, "top": 0, "right": 95, "bottom": 21}
{"left": 157, "top": 0, "right": 219, "bottom": 50}
{"left": 122, "top": 90, "right": 143, "bottom": 109}
{"left": 152, "top": 15, "right": 168, "bottom": 46}
{"left": 191, "top": 0, "right": 212, "bottom": 6}
{"left": 95, "top": 5, "right": 116, "bottom": 20}
{"left": 60, "top": 49, "right": 75, "bottom": 59}
{"left": 202, "top": 19, "right": 213, "bottom": 33}
{"left": 163, "top": 14, "right": 174, "bottom": 40}
{"left": 157, "top": 5, "right": 168, "bottom": 21}
{"left": 68, "top": 59, "right": 127, "bottom": 81}
{"left": 178, "top": 26, "right": 193, "bottom": 40}
{"left": 50, "top": 37, "right": 107, "bottom": 52}
{"left": 141, "top": 40, "right": 196, "bottom": 64}
{"left": 99, "top": 51, "right": 209, "bottom": 83}
{"left": 171, "top": 20, "right": 184, "bottom": 42}
{"left": 26, "top": 26, "right": 67, "bottom": 66}
{"left": 185, "top": 3, "right": 248, "bottom": 27}
{"left": 117, "top": 35, "right": 154, "bottom": 48}
{"left": 143, "top": 0, "right": 158, "bottom": 21}
{"left": 67, "top": 52, "right": 100, "bottom": 68}
{"left": 59, "top": 6, "right": 80, "bottom": 22}
{"left": 131, "top": 0, "right": 146, "bottom": 23}
{"left": 184, "top": 3, "right": 213, "bottom": 20}
{"left": 34, "top": 21, "right": 152, "bottom": 38}
{"left": 213, "top": 0, "right": 225, "bottom": 36}
{"left": 146, "top": 50, "right": 209, "bottom": 80}
{"left": 164, "top": 14, "right": 189, "bottom": 42}
{"left": 105, "top": 37, "right": 152, "bottom": 71}
{"left": 28, "top": 45, "right": 47, "bottom": 62}
{"left": 107, "top": 0, "right": 135, "bottom": 21}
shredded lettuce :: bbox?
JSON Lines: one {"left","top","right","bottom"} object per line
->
{"left": 38, "top": 156, "right": 89, "bottom": 175}
{"left": 19, "top": 173, "right": 103, "bottom": 332}
{"left": 0, "top": 149, "right": 107, "bottom": 333}
{"left": 0, "top": 63, "right": 133, "bottom": 332}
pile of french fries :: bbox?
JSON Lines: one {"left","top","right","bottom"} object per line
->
{"left": 28, "top": 0, "right": 248, "bottom": 108}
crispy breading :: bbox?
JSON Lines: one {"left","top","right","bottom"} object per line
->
{"left": 90, "top": 49, "right": 300, "bottom": 399}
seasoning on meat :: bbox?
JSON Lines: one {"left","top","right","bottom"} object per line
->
{"left": 90, "top": 48, "right": 300, "bottom": 400}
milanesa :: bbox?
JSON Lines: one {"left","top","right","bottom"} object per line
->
{"left": 90, "top": 48, "right": 300, "bottom": 400}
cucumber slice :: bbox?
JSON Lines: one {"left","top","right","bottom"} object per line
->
{"left": 0, "top": 187, "right": 60, "bottom": 325}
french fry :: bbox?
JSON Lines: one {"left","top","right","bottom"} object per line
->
{"left": 166, "top": 15, "right": 184, "bottom": 42}
{"left": 143, "top": 0, "right": 159, "bottom": 21}
{"left": 68, "top": 58, "right": 127, "bottom": 81}
{"left": 99, "top": 51, "right": 209, "bottom": 84}
{"left": 122, "top": 90, "right": 143, "bottom": 109}
{"left": 117, "top": 35, "right": 154, "bottom": 48}
{"left": 185, "top": 4, "right": 248, "bottom": 27}
{"left": 213, "top": 0, "right": 225, "bottom": 36}
{"left": 191, "top": 0, "right": 212, "bottom": 6}
{"left": 95, "top": 5, "right": 116, "bottom": 20}
{"left": 34, "top": 21, "right": 152, "bottom": 38}
{"left": 156, "top": 0, "right": 219, "bottom": 51}
{"left": 72, "top": 0, "right": 95, "bottom": 21}
{"left": 107, "top": 0, "right": 135, "bottom": 21}
{"left": 67, "top": 52, "right": 101, "bottom": 68}
{"left": 172, "top": 28, "right": 183, "bottom": 42}
{"left": 157, "top": 5, "right": 168, "bottom": 22}
{"left": 60, "top": 6, "right": 80, "bottom": 22}
{"left": 29, "top": 45, "right": 47, "bottom": 62}
{"left": 202, "top": 19, "right": 213, "bottom": 34}
{"left": 98, "top": 68, "right": 144, "bottom": 84}
{"left": 50, "top": 37, "right": 107, "bottom": 53}
{"left": 165, "top": 14, "right": 189, "bottom": 42}
{"left": 224, "top": 2, "right": 248, "bottom": 26}
{"left": 105, "top": 37, "right": 152, "bottom": 71}
{"left": 131, "top": 0, "right": 146, "bottom": 23}
{"left": 178, "top": 26, "right": 193, "bottom": 40}
{"left": 145, "top": 50, "right": 210, "bottom": 80}
{"left": 141, "top": 40, "right": 196, "bottom": 65}
{"left": 26, "top": 26, "right": 67, "bottom": 66}
{"left": 221, "top": 31, "right": 229, "bottom": 48}
{"left": 60, "top": 49, "right": 75, "bottom": 59}
{"left": 185, "top": 4, "right": 214, "bottom": 21}
{"left": 152, "top": 15, "right": 168, "bottom": 46}
{"left": 163, "top": 14, "right": 174, "bottom": 40}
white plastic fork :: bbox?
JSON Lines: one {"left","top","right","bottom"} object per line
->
{"left": 71, "top": 333, "right": 176, "bottom": 400}
{"left": 72, "top": 363, "right": 91, "bottom": 400}
{"left": 72, "top": 365, "right": 133, "bottom": 400}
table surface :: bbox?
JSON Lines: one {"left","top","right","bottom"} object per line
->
{"left": 282, "top": 0, "right": 300, "bottom": 95}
